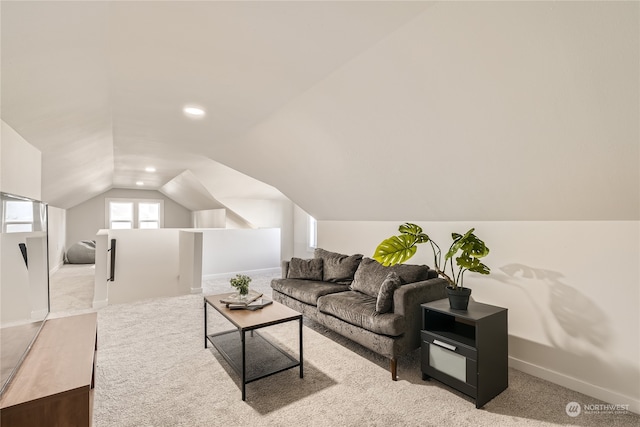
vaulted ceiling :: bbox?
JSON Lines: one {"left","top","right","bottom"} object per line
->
{"left": 2, "top": 1, "right": 638, "bottom": 220}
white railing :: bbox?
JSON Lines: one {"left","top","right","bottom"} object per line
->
{"left": 94, "top": 228, "right": 280, "bottom": 306}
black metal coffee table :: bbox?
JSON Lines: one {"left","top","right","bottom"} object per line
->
{"left": 204, "top": 294, "right": 303, "bottom": 401}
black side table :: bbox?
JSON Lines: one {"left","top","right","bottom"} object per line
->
{"left": 421, "top": 299, "right": 508, "bottom": 408}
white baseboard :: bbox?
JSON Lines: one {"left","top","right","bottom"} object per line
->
{"left": 509, "top": 356, "right": 639, "bottom": 415}
{"left": 49, "top": 261, "right": 63, "bottom": 275}
{"left": 31, "top": 309, "right": 48, "bottom": 320}
{"left": 190, "top": 287, "right": 202, "bottom": 294}
{"left": 202, "top": 267, "right": 280, "bottom": 281}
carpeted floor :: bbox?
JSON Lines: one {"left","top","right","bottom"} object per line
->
{"left": 49, "top": 264, "right": 96, "bottom": 312}
{"left": 49, "top": 266, "right": 639, "bottom": 426}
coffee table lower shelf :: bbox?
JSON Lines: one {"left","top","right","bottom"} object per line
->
{"left": 204, "top": 294, "right": 303, "bottom": 401}
{"left": 206, "top": 330, "right": 300, "bottom": 384}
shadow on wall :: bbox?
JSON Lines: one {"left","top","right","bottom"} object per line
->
{"left": 500, "top": 264, "right": 610, "bottom": 349}
{"left": 495, "top": 264, "right": 639, "bottom": 404}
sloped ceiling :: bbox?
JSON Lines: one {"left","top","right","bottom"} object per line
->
{"left": 2, "top": 1, "right": 638, "bottom": 220}
{"left": 159, "top": 170, "right": 224, "bottom": 212}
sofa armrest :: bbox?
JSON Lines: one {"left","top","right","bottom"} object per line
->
{"left": 281, "top": 260, "right": 290, "bottom": 279}
{"left": 393, "top": 277, "right": 448, "bottom": 349}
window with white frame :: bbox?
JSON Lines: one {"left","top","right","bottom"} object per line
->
{"left": 308, "top": 216, "right": 317, "bottom": 250}
{"left": 3, "top": 199, "right": 34, "bottom": 232}
{"left": 109, "top": 201, "right": 134, "bottom": 229}
{"left": 106, "top": 199, "right": 163, "bottom": 229}
{"left": 138, "top": 202, "right": 160, "bottom": 229}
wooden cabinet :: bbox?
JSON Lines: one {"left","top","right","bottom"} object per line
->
{"left": 0, "top": 312, "right": 98, "bottom": 426}
{"left": 421, "top": 299, "right": 507, "bottom": 408}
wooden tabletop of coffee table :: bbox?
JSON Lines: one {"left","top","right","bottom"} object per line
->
{"left": 204, "top": 293, "right": 301, "bottom": 331}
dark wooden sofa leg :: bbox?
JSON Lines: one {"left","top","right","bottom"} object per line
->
{"left": 390, "top": 358, "right": 397, "bottom": 381}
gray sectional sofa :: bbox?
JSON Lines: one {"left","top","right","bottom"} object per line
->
{"left": 271, "top": 248, "right": 447, "bottom": 380}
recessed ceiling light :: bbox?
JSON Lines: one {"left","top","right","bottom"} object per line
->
{"left": 183, "top": 106, "right": 205, "bottom": 118}
{"left": 136, "top": 181, "right": 144, "bottom": 186}
{"left": 145, "top": 167, "right": 156, "bottom": 173}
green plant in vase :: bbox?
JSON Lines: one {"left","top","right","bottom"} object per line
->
{"left": 230, "top": 274, "right": 252, "bottom": 299}
{"left": 373, "top": 223, "right": 490, "bottom": 309}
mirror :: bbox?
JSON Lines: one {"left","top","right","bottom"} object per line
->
{"left": 0, "top": 192, "right": 49, "bottom": 395}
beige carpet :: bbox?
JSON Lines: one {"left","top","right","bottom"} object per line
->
{"left": 49, "top": 266, "right": 639, "bottom": 426}
{"left": 49, "top": 264, "right": 95, "bottom": 312}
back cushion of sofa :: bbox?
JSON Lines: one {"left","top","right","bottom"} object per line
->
{"left": 314, "top": 248, "right": 363, "bottom": 285}
{"left": 287, "top": 257, "right": 324, "bottom": 280}
{"left": 350, "top": 257, "right": 431, "bottom": 298}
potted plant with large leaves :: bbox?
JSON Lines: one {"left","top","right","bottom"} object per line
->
{"left": 373, "top": 223, "right": 490, "bottom": 310}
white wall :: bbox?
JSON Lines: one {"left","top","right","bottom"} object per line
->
{"left": 179, "top": 230, "right": 202, "bottom": 294}
{"left": 0, "top": 121, "right": 49, "bottom": 324}
{"left": 225, "top": 209, "right": 253, "bottom": 229}
{"left": 93, "top": 230, "right": 109, "bottom": 308}
{"left": 292, "top": 204, "right": 314, "bottom": 259}
{"left": 25, "top": 234, "right": 49, "bottom": 320}
{"left": 47, "top": 206, "right": 66, "bottom": 273}
{"left": 317, "top": 220, "right": 640, "bottom": 413}
{"left": 221, "top": 198, "right": 294, "bottom": 260}
{"left": 192, "top": 209, "right": 225, "bottom": 228}
{"left": 97, "top": 229, "right": 186, "bottom": 305}
{"left": 201, "top": 228, "right": 281, "bottom": 279}
{"left": 0, "top": 232, "right": 49, "bottom": 323}
{"left": 0, "top": 121, "right": 41, "bottom": 201}
{"left": 1, "top": 233, "right": 33, "bottom": 323}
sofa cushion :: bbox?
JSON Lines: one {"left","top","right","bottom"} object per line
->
{"left": 271, "top": 278, "right": 349, "bottom": 306}
{"left": 317, "top": 291, "right": 406, "bottom": 337}
{"left": 350, "top": 257, "right": 431, "bottom": 298}
{"left": 376, "top": 272, "right": 401, "bottom": 314}
{"left": 288, "top": 257, "right": 324, "bottom": 280}
{"left": 314, "top": 248, "right": 363, "bottom": 285}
